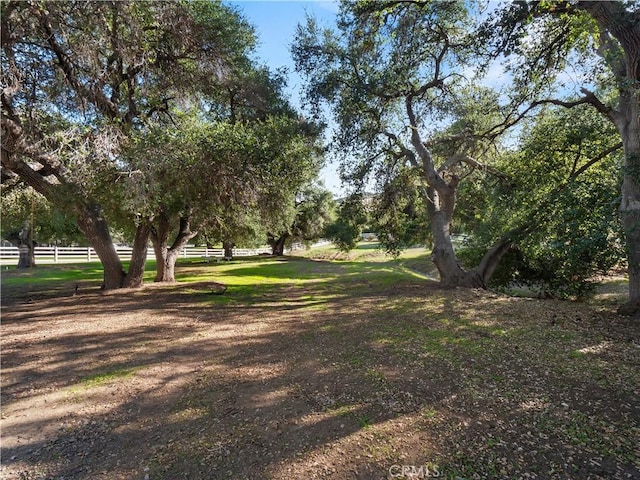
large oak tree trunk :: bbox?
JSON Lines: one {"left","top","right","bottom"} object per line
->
{"left": 76, "top": 203, "right": 126, "bottom": 289}
{"left": 76, "top": 205, "right": 151, "bottom": 289}
{"left": 268, "top": 233, "right": 289, "bottom": 256}
{"left": 575, "top": 1, "right": 640, "bottom": 314}
{"left": 616, "top": 94, "right": 640, "bottom": 316}
{"left": 16, "top": 244, "right": 35, "bottom": 269}
{"left": 150, "top": 210, "right": 197, "bottom": 283}
{"left": 223, "top": 240, "right": 234, "bottom": 259}
{"left": 152, "top": 244, "right": 181, "bottom": 284}
{"left": 425, "top": 184, "right": 511, "bottom": 289}
{"left": 11, "top": 222, "right": 36, "bottom": 269}
{"left": 122, "top": 223, "right": 151, "bottom": 288}
{"left": 425, "top": 185, "right": 480, "bottom": 287}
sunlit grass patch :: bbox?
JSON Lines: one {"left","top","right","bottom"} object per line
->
{"left": 169, "top": 406, "right": 209, "bottom": 422}
{"left": 77, "top": 367, "right": 136, "bottom": 388}
{"left": 0, "top": 263, "right": 105, "bottom": 285}
{"left": 295, "top": 242, "right": 430, "bottom": 264}
{"left": 326, "top": 403, "right": 359, "bottom": 416}
{"left": 421, "top": 406, "right": 439, "bottom": 419}
{"left": 319, "top": 324, "right": 340, "bottom": 333}
{"left": 364, "top": 367, "right": 387, "bottom": 385}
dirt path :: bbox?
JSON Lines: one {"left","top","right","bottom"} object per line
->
{"left": 1, "top": 260, "right": 639, "bottom": 479}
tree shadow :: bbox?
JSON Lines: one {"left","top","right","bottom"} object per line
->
{"left": 2, "top": 258, "right": 638, "bottom": 479}
{"left": 1, "top": 257, "right": 457, "bottom": 478}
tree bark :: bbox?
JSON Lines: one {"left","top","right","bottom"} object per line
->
{"left": 152, "top": 242, "right": 180, "bottom": 284}
{"left": 16, "top": 244, "right": 35, "bottom": 269}
{"left": 122, "top": 222, "right": 151, "bottom": 288}
{"left": 10, "top": 222, "right": 37, "bottom": 269}
{"left": 616, "top": 96, "right": 640, "bottom": 315}
{"left": 150, "top": 210, "right": 197, "bottom": 283}
{"left": 223, "top": 240, "right": 234, "bottom": 259}
{"left": 407, "top": 97, "right": 499, "bottom": 289}
{"left": 76, "top": 203, "right": 126, "bottom": 289}
{"left": 424, "top": 185, "right": 475, "bottom": 287}
{"left": 423, "top": 183, "right": 507, "bottom": 288}
{"left": 268, "top": 233, "right": 289, "bottom": 256}
{"left": 475, "top": 236, "right": 516, "bottom": 286}
{"left": 576, "top": 1, "right": 640, "bottom": 315}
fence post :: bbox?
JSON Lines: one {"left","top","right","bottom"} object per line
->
{"left": 87, "top": 247, "right": 92, "bottom": 262}
{"left": 54, "top": 246, "right": 59, "bottom": 263}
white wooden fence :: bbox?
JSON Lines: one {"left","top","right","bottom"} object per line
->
{"left": 0, "top": 245, "right": 273, "bottom": 266}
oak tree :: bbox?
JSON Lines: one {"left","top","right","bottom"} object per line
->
{"left": 1, "top": 0, "right": 254, "bottom": 288}
{"left": 486, "top": 0, "right": 640, "bottom": 313}
{"left": 293, "top": 0, "right": 514, "bottom": 287}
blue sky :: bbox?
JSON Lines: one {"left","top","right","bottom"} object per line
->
{"left": 226, "top": 1, "right": 344, "bottom": 195}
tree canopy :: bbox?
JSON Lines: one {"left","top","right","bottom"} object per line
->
{"left": 483, "top": 0, "right": 640, "bottom": 313}
{"left": 293, "top": 0, "right": 635, "bottom": 313}
{"left": 293, "top": 0, "right": 517, "bottom": 288}
{"left": 2, "top": 0, "right": 258, "bottom": 287}
{"left": 2, "top": 0, "right": 325, "bottom": 287}
{"left": 266, "top": 182, "right": 336, "bottom": 255}
{"left": 458, "top": 104, "right": 624, "bottom": 298}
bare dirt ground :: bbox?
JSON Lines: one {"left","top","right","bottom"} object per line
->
{"left": 1, "top": 257, "right": 639, "bottom": 479}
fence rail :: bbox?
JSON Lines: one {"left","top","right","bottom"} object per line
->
{"left": 0, "top": 245, "right": 273, "bottom": 266}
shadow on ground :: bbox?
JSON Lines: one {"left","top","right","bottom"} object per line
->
{"left": 1, "top": 257, "right": 638, "bottom": 480}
